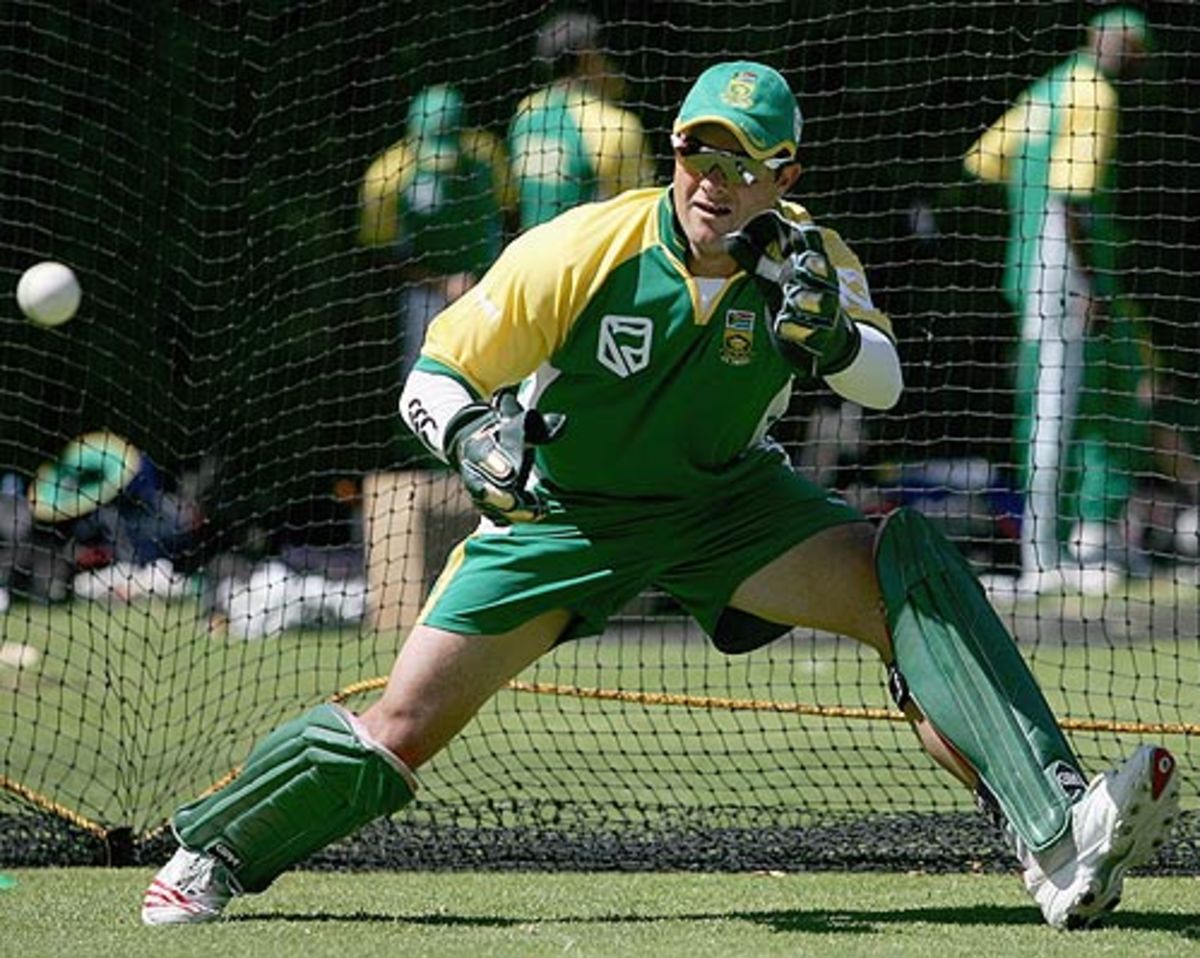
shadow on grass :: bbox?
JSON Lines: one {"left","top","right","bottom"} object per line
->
{"left": 231, "top": 904, "right": 1200, "bottom": 937}
{"left": 745, "top": 905, "right": 1200, "bottom": 937}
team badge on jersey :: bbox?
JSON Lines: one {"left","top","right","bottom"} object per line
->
{"left": 597, "top": 314, "right": 654, "bottom": 378}
{"left": 720, "top": 309, "right": 755, "bottom": 366}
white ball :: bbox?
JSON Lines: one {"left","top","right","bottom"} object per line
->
{"left": 16, "top": 261, "right": 81, "bottom": 326}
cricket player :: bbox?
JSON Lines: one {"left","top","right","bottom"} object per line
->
{"left": 508, "top": 11, "right": 653, "bottom": 230}
{"left": 144, "top": 60, "right": 1178, "bottom": 930}
{"left": 964, "top": 6, "right": 1152, "bottom": 594}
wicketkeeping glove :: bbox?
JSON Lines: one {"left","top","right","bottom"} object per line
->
{"left": 725, "top": 210, "right": 861, "bottom": 377}
{"left": 444, "top": 391, "right": 567, "bottom": 524}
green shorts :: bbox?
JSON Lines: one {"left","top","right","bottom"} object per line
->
{"left": 420, "top": 456, "right": 862, "bottom": 643}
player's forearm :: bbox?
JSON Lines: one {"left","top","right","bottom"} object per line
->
{"left": 399, "top": 367, "right": 478, "bottom": 462}
{"left": 823, "top": 323, "right": 903, "bottom": 410}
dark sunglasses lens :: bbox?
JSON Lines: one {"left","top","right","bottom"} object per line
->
{"left": 677, "top": 147, "right": 765, "bottom": 184}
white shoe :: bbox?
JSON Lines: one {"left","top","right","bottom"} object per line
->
{"left": 142, "top": 846, "right": 236, "bottom": 925}
{"left": 1023, "top": 745, "right": 1180, "bottom": 930}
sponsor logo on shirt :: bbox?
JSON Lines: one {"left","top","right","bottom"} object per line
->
{"left": 597, "top": 315, "right": 653, "bottom": 378}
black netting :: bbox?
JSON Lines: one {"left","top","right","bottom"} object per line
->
{"left": 2, "top": 1, "right": 1197, "bottom": 872}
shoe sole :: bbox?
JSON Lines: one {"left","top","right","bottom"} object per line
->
{"left": 142, "top": 907, "right": 221, "bottom": 926}
{"left": 142, "top": 877, "right": 226, "bottom": 925}
{"left": 1064, "top": 747, "right": 1180, "bottom": 930}
{"left": 142, "top": 902, "right": 224, "bottom": 925}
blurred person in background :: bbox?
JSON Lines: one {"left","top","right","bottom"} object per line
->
{"left": 1128, "top": 369, "right": 1200, "bottom": 566}
{"left": 29, "top": 431, "right": 198, "bottom": 603}
{"left": 963, "top": 6, "right": 1153, "bottom": 596}
{"left": 359, "top": 84, "right": 516, "bottom": 631}
{"left": 508, "top": 10, "right": 654, "bottom": 230}
{"left": 360, "top": 82, "right": 515, "bottom": 386}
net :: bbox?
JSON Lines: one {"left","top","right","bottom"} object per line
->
{"left": 1, "top": 0, "right": 1197, "bottom": 873}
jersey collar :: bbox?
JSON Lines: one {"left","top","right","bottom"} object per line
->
{"left": 658, "top": 187, "right": 692, "bottom": 264}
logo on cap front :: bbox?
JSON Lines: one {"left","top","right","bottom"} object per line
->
{"left": 721, "top": 70, "right": 759, "bottom": 110}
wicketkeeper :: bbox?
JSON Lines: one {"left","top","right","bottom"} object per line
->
{"left": 143, "top": 60, "right": 1178, "bottom": 930}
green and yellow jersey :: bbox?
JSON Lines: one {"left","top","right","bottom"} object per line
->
{"left": 359, "top": 128, "right": 515, "bottom": 277}
{"left": 964, "top": 52, "right": 1122, "bottom": 302}
{"left": 414, "top": 187, "right": 890, "bottom": 501}
{"left": 508, "top": 84, "right": 653, "bottom": 231}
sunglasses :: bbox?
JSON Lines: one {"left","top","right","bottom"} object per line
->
{"left": 671, "top": 133, "right": 792, "bottom": 186}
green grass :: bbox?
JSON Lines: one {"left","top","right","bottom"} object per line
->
{"left": 4, "top": 868, "right": 1200, "bottom": 958}
{"left": 3, "top": 591, "right": 1199, "bottom": 954}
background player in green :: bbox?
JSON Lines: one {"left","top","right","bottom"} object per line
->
{"left": 358, "top": 85, "right": 516, "bottom": 617}
{"left": 360, "top": 83, "right": 514, "bottom": 382}
{"left": 964, "top": 6, "right": 1153, "bottom": 596}
{"left": 507, "top": 11, "right": 653, "bottom": 230}
{"left": 143, "top": 61, "right": 1178, "bottom": 931}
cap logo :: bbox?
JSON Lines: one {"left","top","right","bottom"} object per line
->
{"left": 720, "top": 70, "right": 759, "bottom": 110}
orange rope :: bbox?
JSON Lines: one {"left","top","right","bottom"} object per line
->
{"left": 0, "top": 775, "right": 107, "bottom": 838}
{"left": 506, "top": 679, "right": 904, "bottom": 722}
{"left": 331, "top": 675, "right": 1200, "bottom": 737}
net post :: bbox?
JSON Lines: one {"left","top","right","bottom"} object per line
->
{"left": 104, "top": 826, "right": 134, "bottom": 866}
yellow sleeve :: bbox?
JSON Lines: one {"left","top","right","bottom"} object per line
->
{"left": 779, "top": 201, "right": 894, "bottom": 339}
{"left": 421, "top": 190, "right": 659, "bottom": 396}
{"left": 461, "top": 128, "right": 518, "bottom": 213}
{"left": 575, "top": 99, "right": 655, "bottom": 199}
{"left": 421, "top": 228, "right": 567, "bottom": 396}
{"left": 1047, "top": 66, "right": 1117, "bottom": 197}
{"left": 963, "top": 96, "right": 1034, "bottom": 184}
{"left": 358, "top": 141, "right": 413, "bottom": 246}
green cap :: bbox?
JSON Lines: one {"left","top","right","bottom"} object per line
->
{"left": 674, "top": 61, "right": 802, "bottom": 161}
{"left": 406, "top": 84, "right": 464, "bottom": 149}
{"left": 1089, "top": 5, "right": 1153, "bottom": 47}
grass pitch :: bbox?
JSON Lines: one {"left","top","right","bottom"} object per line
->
{"left": 1, "top": 587, "right": 1198, "bottom": 958}
{"left": 4, "top": 868, "right": 1200, "bottom": 958}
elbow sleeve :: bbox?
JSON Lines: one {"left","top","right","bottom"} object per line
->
{"left": 824, "top": 324, "right": 903, "bottom": 410}
{"left": 399, "top": 368, "right": 477, "bottom": 462}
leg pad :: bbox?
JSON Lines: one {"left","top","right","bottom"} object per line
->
{"left": 175, "top": 703, "right": 415, "bottom": 892}
{"left": 876, "top": 508, "right": 1085, "bottom": 852}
